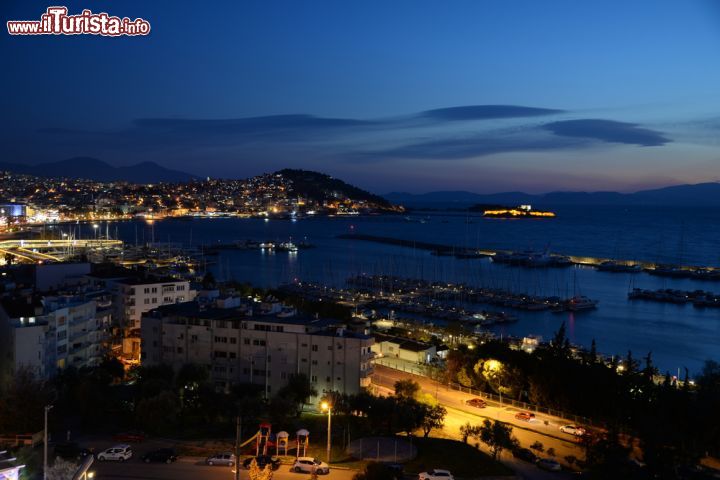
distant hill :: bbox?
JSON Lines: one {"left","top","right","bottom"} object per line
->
{"left": 0, "top": 157, "right": 198, "bottom": 183}
{"left": 276, "top": 169, "right": 393, "bottom": 208}
{"left": 386, "top": 182, "right": 720, "bottom": 208}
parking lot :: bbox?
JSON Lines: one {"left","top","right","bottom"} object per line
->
{"left": 74, "top": 439, "right": 358, "bottom": 480}
{"left": 92, "top": 459, "right": 358, "bottom": 480}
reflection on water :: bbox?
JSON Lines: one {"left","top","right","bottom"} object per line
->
{"left": 96, "top": 206, "right": 720, "bottom": 375}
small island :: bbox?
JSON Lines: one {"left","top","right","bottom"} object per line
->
{"left": 478, "top": 204, "right": 556, "bottom": 218}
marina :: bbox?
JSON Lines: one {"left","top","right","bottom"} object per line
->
{"left": 8, "top": 208, "right": 718, "bottom": 374}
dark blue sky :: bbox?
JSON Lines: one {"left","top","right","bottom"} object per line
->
{"left": 2, "top": 0, "right": 720, "bottom": 193}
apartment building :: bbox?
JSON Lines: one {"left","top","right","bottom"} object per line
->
{"left": 0, "top": 288, "right": 111, "bottom": 385}
{"left": 88, "top": 271, "right": 196, "bottom": 361}
{"left": 141, "top": 301, "right": 374, "bottom": 398}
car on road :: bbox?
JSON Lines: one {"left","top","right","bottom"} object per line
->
{"left": 514, "top": 411, "right": 535, "bottom": 422}
{"left": 141, "top": 448, "right": 178, "bottom": 464}
{"left": 418, "top": 469, "right": 454, "bottom": 480}
{"left": 560, "top": 425, "right": 586, "bottom": 436}
{"left": 291, "top": 457, "right": 329, "bottom": 474}
{"left": 511, "top": 448, "right": 537, "bottom": 463}
{"left": 465, "top": 398, "right": 487, "bottom": 408}
{"left": 206, "top": 452, "right": 236, "bottom": 466}
{"left": 113, "top": 432, "right": 145, "bottom": 443}
{"left": 243, "top": 455, "right": 281, "bottom": 470}
{"left": 97, "top": 445, "right": 133, "bottom": 462}
{"left": 53, "top": 442, "right": 93, "bottom": 461}
{"left": 536, "top": 458, "right": 562, "bottom": 472}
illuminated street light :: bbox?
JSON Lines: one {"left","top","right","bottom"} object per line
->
{"left": 320, "top": 401, "right": 332, "bottom": 464}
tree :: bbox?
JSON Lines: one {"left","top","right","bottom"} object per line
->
{"left": 623, "top": 351, "right": 638, "bottom": 376}
{"left": 174, "top": 363, "right": 208, "bottom": 411}
{"left": 135, "top": 391, "right": 179, "bottom": 433}
{"left": 352, "top": 462, "right": 397, "bottom": 480}
{"left": 0, "top": 367, "right": 49, "bottom": 433}
{"left": 99, "top": 357, "right": 125, "bottom": 383}
{"left": 278, "top": 373, "right": 317, "bottom": 414}
{"left": 476, "top": 419, "right": 518, "bottom": 460}
{"left": 46, "top": 458, "right": 78, "bottom": 480}
{"left": 394, "top": 379, "right": 420, "bottom": 400}
{"left": 394, "top": 398, "right": 426, "bottom": 436}
{"left": 530, "top": 441, "right": 544, "bottom": 453}
{"left": 248, "top": 458, "right": 274, "bottom": 480}
{"left": 420, "top": 404, "right": 447, "bottom": 438}
{"left": 550, "top": 322, "right": 571, "bottom": 358}
{"left": 587, "top": 339, "right": 598, "bottom": 365}
{"left": 456, "top": 367, "right": 474, "bottom": 388}
{"left": 642, "top": 352, "right": 657, "bottom": 382}
{"left": 202, "top": 271, "right": 216, "bottom": 288}
{"left": 459, "top": 422, "right": 476, "bottom": 443}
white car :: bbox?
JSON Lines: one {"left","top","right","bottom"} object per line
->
{"left": 206, "top": 452, "right": 236, "bottom": 466}
{"left": 292, "top": 457, "right": 330, "bottom": 474}
{"left": 419, "top": 469, "right": 454, "bottom": 480}
{"left": 97, "top": 444, "right": 132, "bottom": 462}
{"left": 560, "top": 425, "right": 586, "bottom": 436}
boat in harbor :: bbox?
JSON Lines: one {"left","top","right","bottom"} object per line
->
{"left": 566, "top": 295, "right": 599, "bottom": 311}
{"left": 647, "top": 264, "right": 688, "bottom": 278}
{"left": 596, "top": 260, "right": 642, "bottom": 273}
{"left": 491, "top": 248, "right": 571, "bottom": 268}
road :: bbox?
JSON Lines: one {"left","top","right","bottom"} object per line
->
{"left": 373, "top": 365, "right": 586, "bottom": 478}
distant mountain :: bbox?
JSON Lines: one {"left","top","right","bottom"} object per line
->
{"left": 0, "top": 157, "right": 198, "bottom": 183}
{"left": 276, "top": 169, "right": 393, "bottom": 209}
{"left": 385, "top": 182, "right": 720, "bottom": 208}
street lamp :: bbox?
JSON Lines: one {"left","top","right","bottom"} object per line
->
{"left": 92, "top": 223, "right": 99, "bottom": 240}
{"left": 320, "top": 401, "right": 332, "bottom": 464}
{"left": 44, "top": 405, "right": 53, "bottom": 480}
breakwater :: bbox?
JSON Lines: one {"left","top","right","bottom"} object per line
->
{"left": 337, "top": 233, "right": 720, "bottom": 278}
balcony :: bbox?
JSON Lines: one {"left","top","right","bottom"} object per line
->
{"left": 361, "top": 351, "right": 377, "bottom": 361}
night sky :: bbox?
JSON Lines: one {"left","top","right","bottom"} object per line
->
{"left": 3, "top": 0, "right": 720, "bottom": 193}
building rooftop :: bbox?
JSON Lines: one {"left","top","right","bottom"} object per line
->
{"left": 144, "top": 301, "right": 371, "bottom": 338}
{"left": 374, "top": 332, "right": 433, "bottom": 352}
{"left": 0, "top": 295, "right": 43, "bottom": 318}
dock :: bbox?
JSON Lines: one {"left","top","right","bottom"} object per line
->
{"left": 337, "top": 233, "right": 719, "bottom": 275}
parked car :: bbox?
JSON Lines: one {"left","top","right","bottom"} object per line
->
{"left": 536, "top": 458, "right": 562, "bottom": 472}
{"left": 243, "top": 455, "right": 281, "bottom": 470}
{"left": 291, "top": 457, "right": 330, "bottom": 474}
{"left": 515, "top": 411, "right": 535, "bottom": 422}
{"left": 206, "top": 452, "right": 236, "bottom": 466}
{"left": 560, "top": 425, "right": 586, "bottom": 436}
{"left": 113, "top": 432, "right": 145, "bottom": 443}
{"left": 141, "top": 449, "right": 177, "bottom": 464}
{"left": 53, "top": 442, "right": 93, "bottom": 461}
{"left": 512, "top": 448, "right": 537, "bottom": 463}
{"left": 465, "top": 398, "right": 487, "bottom": 408}
{"left": 97, "top": 445, "right": 133, "bottom": 462}
{"left": 418, "top": 469, "right": 454, "bottom": 480}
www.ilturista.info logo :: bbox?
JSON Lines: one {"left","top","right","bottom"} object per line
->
{"left": 7, "top": 6, "right": 150, "bottom": 36}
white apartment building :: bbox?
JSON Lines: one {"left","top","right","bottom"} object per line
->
{"left": 141, "top": 302, "right": 374, "bottom": 398}
{"left": 90, "top": 274, "right": 196, "bottom": 361}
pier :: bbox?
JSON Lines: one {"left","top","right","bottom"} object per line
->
{"left": 0, "top": 239, "right": 122, "bottom": 263}
{"left": 338, "top": 233, "right": 719, "bottom": 277}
